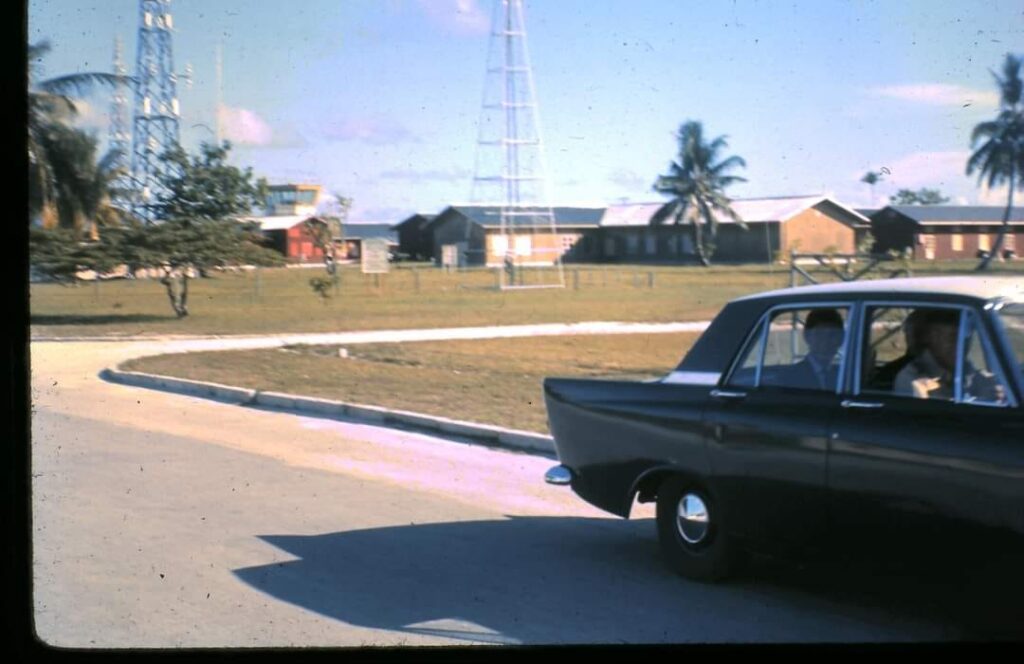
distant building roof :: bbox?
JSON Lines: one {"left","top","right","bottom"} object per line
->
{"left": 876, "top": 205, "right": 1024, "bottom": 224}
{"left": 393, "top": 213, "right": 438, "bottom": 230}
{"left": 444, "top": 205, "right": 605, "bottom": 229}
{"left": 602, "top": 195, "right": 869, "bottom": 227}
{"left": 344, "top": 223, "right": 398, "bottom": 241}
{"left": 247, "top": 215, "right": 321, "bottom": 231}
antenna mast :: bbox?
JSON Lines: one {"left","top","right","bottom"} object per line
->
{"left": 107, "top": 36, "right": 132, "bottom": 210}
{"left": 471, "top": 0, "right": 563, "bottom": 289}
{"left": 128, "top": 0, "right": 184, "bottom": 222}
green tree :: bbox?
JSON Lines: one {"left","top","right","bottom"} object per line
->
{"left": 28, "top": 40, "right": 131, "bottom": 228}
{"left": 303, "top": 193, "right": 352, "bottom": 275}
{"left": 889, "top": 188, "right": 950, "bottom": 205}
{"left": 36, "top": 124, "right": 130, "bottom": 239}
{"left": 967, "top": 53, "right": 1024, "bottom": 271}
{"left": 650, "top": 121, "right": 747, "bottom": 266}
{"left": 122, "top": 141, "right": 284, "bottom": 317}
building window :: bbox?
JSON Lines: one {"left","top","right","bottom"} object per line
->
{"left": 951, "top": 234, "right": 963, "bottom": 252}
{"left": 491, "top": 235, "right": 509, "bottom": 256}
{"left": 561, "top": 234, "right": 580, "bottom": 252}
{"left": 604, "top": 237, "right": 617, "bottom": 257}
{"left": 1006, "top": 234, "right": 1017, "bottom": 252}
{"left": 668, "top": 235, "right": 678, "bottom": 255}
{"left": 626, "top": 235, "right": 639, "bottom": 255}
{"left": 645, "top": 234, "right": 657, "bottom": 255}
{"left": 515, "top": 235, "right": 531, "bottom": 256}
{"left": 978, "top": 233, "right": 991, "bottom": 252}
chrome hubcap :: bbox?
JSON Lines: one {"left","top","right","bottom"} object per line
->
{"left": 676, "top": 493, "right": 710, "bottom": 545}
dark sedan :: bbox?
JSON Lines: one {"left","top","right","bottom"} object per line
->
{"left": 543, "top": 277, "right": 1024, "bottom": 582}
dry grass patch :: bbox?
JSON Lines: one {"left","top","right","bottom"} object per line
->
{"left": 123, "top": 332, "right": 701, "bottom": 433}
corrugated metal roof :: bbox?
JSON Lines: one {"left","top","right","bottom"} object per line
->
{"left": 883, "top": 205, "right": 1024, "bottom": 223}
{"left": 449, "top": 205, "right": 605, "bottom": 228}
{"left": 601, "top": 195, "right": 868, "bottom": 227}
{"left": 344, "top": 223, "right": 398, "bottom": 241}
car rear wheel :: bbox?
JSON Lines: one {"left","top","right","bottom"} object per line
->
{"left": 656, "top": 476, "right": 737, "bottom": 582}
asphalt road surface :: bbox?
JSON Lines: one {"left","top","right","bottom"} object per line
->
{"left": 29, "top": 339, "right": 1023, "bottom": 647}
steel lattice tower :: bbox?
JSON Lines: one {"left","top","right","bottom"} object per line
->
{"left": 129, "top": 0, "right": 182, "bottom": 222}
{"left": 470, "top": 0, "right": 563, "bottom": 289}
{"left": 107, "top": 36, "right": 132, "bottom": 208}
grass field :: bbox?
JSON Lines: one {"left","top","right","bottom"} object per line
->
{"left": 30, "top": 260, "right": 1024, "bottom": 338}
{"left": 122, "top": 332, "right": 702, "bottom": 433}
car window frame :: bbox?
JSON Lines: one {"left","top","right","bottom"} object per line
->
{"left": 989, "top": 298, "right": 1024, "bottom": 401}
{"left": 852, "top": 300, "right": 1018, "bottom": 409}
{"left": 722, "top": 300, "right": 854, "bottom": 395}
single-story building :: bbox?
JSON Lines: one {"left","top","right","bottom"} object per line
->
{"left": 339, "top": 223, "right": 399, "bottom": 260}
{"left": 252, "top": 215, "right": 332, "bottom": 264}
{"left": 393, "top": 213, "right": 437, "bottom": 261}
{"left": 597, "top": 195, "right": 871, "bottom": 263}
{"left": 428, "top": 205, "right": 605, "bottom": 267}
{"left": 869, "top": 205, "right": 1024, "bottom": 260}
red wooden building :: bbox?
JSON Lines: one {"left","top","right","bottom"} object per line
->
{"left": 256, "top": 215, "right": 332, "bottom": 263}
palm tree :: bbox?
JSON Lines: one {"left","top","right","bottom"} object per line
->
{"left": 36, "top": 121, "right": 130, "bottom": 240}
{"left": 650, "top": 121, "right": 747, "bottom": 266}
{"left": 28, "top": 40, "right": 131, "bottom": 229}
{"left": 967, "top": 53, "right": 1024, "bottom": 271}
{"left": 861, "top": 170, "right": 885, "bottom": 206}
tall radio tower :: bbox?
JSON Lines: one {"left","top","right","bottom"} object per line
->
{"left": 107, "top": 37, "right": 131, "bottom": 178}
{"left": 470, "top": 0, "right": 563, "bottom": 289}
{"left": 128, "top": 0, "right": 184, "bottom": 222}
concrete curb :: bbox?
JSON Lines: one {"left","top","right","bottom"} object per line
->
{"left": 102, "top": 367, "right": 556, "bottom": 456}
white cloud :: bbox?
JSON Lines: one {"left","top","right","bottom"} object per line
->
{"left": 873, "top": 150, "right": 972, "bottom": 189}
{"left": 218, "top": 106, "right": 273, "bottom": 146}
{"left": 321, "top": 117, "right": 418, "bottom": 145}
{"left": 868, "top": 84, "right": 998, "bottom": 108}
{"left": 379, "top": 167, "right": 470, "bottom": 182}
{"left": 415, "top": 0, "right": 490, "bottom": 36}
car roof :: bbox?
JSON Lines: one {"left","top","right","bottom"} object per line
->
{"left": 732, "top": 276, "right": 1024, "bottom": 304}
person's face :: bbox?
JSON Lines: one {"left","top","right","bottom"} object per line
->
{"left": 927, "top": 323, "right": 959, "bottom": 370}
{"left": 805, "top": 323, "right": 844, "bottom": 361}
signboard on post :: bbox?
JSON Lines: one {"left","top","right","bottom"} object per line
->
{"left": 361, "top": 238, "right": 391, "bottom": 274}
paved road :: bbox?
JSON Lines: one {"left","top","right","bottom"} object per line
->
{"left": 29, "top": 338, "right": 1021, "bottom": 646}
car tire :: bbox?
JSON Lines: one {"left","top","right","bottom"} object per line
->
{"left": 656, "top": 476, "right": 737, "bottom": 582}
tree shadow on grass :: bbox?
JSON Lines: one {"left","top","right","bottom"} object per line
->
{"left": 31, "top": 313, "right": 172, "bottom": 326}
{"left": 233, "top": 516, "right": 1023, "bottom": 645}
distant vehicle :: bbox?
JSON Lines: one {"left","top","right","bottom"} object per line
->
{"left": 544, "top": 277, "right": 1024, "bottom": 582}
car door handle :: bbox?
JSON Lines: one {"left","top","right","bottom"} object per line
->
{"left": 710, "top": 389, "right": 747, "bottom": 400}
{"left": 840, "top": 400, "right": 885, "bottom": 409}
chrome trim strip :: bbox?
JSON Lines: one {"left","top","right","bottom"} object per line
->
{"left": 662, "top": 371, "right": 721, "bottom": 385}
{"left": 955, "top": 310, "right": 968, "bottom": 402}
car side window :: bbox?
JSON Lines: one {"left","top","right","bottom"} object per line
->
{"left": 860, "top": 305, "right": 1011, "bottom": 406}
{"left": 727, "top": 306, "right": 849, "bottom": 392}
{"left": 962, "top": 312, "right": 1010, "bottom": 406}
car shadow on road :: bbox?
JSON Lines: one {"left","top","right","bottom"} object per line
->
{"left": 233, "top": 516, "right": 1022, "bottom": 644}
{"left": 32, "top": 313, "right": 171, "bottom": 326}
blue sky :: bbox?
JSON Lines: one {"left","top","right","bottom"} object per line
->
{"left": 29, "top": 0, "right": 1024, "bottom": 222}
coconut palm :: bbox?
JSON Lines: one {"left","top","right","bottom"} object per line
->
{"left": 36, "top": 121, "right": 130, "bottom": 240}
{"left": 28, "top": 40, "right": 132, "bottom": 228}
{"left": 651, "top": 120, "right": 747, "bottom": 266}
{"left": 861, "top": 170, "right": 885, "bottom": 206}
{"left": 967, "top": 53, "right": 1024, "bottom": 271}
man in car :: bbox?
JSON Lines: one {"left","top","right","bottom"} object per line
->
{"left": 868, "top": 309, "right": 927, "bottom": 390}
{"left": 893, "top": 309, "right": 1004, "bottom": 402}
{"left": 779, "top": 308, "right": 845, "bottom": 390}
